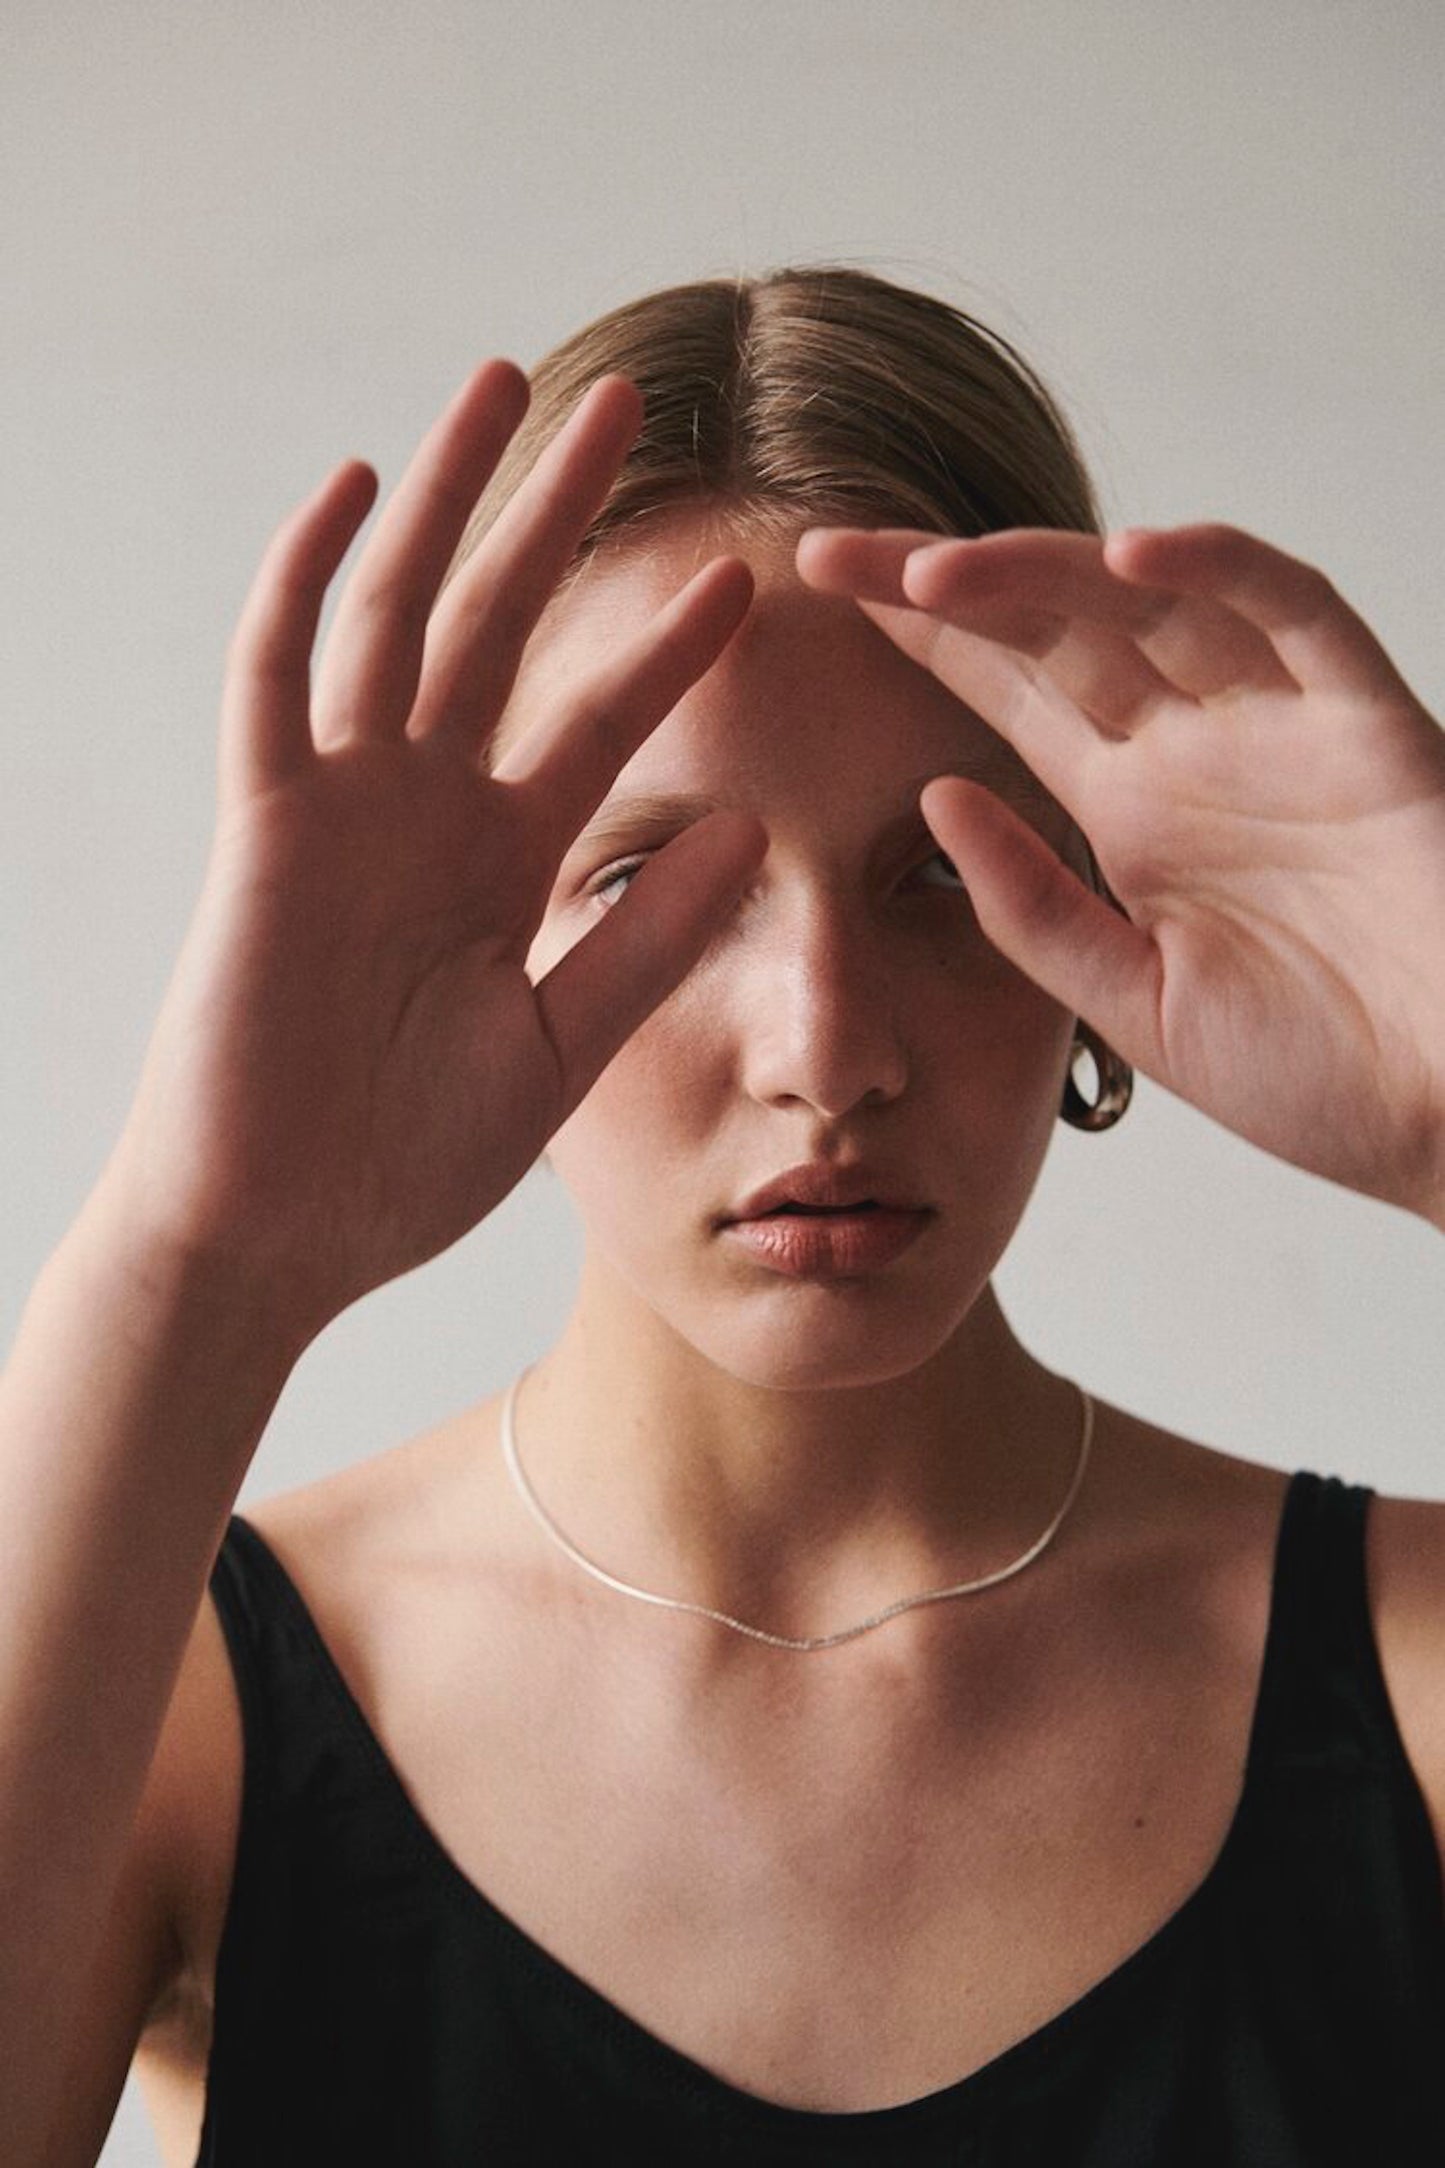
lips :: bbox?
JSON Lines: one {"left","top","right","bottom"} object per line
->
{"left": 758, "top": 1205, "right": 883, "bottom": 1222}
{"left": 719, "top": 1204, "right": 932, "bottom": 1277}
{"left": 721, "top": 1162, "right": 926, "bottom": 1225}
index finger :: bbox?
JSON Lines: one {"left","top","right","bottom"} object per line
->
{"left": 794, "top": 525, "right": 944, "bottom": 602}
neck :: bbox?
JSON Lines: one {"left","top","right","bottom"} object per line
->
{"left": 511, "top": 1264, "right": 1084, "bottom": 1647}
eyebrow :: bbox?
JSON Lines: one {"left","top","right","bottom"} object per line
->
{"left": 567, "top": 758, "right": 1053, "bottom": 857}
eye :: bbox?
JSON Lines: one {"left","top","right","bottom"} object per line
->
{"left": 918, "top": 849, "right": 967, "bottom": 892}
{"left": 586, "top": 855, "right": 646, "bottom": 908}
{"left": 585, "top": 849, "right": 967, "bottom": 909}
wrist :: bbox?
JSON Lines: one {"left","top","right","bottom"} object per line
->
{"left": 69, "top": 1169, "right": 329, "bottom": 1373}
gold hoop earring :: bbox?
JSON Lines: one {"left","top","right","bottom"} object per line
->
{"left": 1060, "top": 1022, "right": 1133, "bottom": 1131}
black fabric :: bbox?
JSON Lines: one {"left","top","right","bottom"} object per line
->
{"left": 196, "top": 1470, "right": 1445, "bottom": 2164}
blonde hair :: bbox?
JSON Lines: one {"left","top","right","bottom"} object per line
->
{"left": 450, "top": 264, "right": 1109, "bottom": 889}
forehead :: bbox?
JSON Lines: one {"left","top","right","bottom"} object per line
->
{"left": 504, "top": 513, "right": 1054, "bottom": 820}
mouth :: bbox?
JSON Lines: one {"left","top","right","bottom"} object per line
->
{"left": 718, "top": 1201, "right": 932, "bottom": 1278}
{"left": 761, "top": 1201, "right": 882, "bottom": 1215}
{"left": 719, "top": 1161, "right": 929, "bottom": 1226}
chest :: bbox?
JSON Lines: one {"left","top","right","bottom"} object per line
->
{"left": 138, "top": 1448, "right": 1445, "bottom": 2162}
{"left": 285, "top": 1538, "right": 1265, "bottom": 2113}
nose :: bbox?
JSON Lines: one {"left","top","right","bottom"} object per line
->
{"left": 735, "top": 891, "right": 911, "bottom": 1120}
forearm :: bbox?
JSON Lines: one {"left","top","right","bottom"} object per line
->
{"left": 0, "top": 1182, "right": 307, "bottom": 2159}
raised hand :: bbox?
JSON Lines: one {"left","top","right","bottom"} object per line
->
{"left": 99, "top": 365, "right": 766, "bottom": 1338}
{"left": 796, "top": 521, "right": 1445, "bottom": 1227}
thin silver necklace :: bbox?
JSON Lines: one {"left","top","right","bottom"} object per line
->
{"left": 500, "top": 1367, "right": 1094, "bottom": 1653}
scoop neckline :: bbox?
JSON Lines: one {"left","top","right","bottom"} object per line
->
{"left": 223, "top": 1465, "right": 1309, "bottom": 2137}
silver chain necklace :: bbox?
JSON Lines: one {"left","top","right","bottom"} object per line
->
{"left": 500, "top": 1367, "right": 1094, "bottom": 1653}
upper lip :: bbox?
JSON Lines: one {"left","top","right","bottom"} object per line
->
{"left": 719, "top": 1162, "right": 930, "bottom": 1224}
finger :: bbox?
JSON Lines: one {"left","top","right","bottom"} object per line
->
{"left": 904, "top": 532, "right": 1296, "bottom": 707}
{"left": 494, "top": 556, "right": 756, "bottom": 857}
{"left": 805, "top": 526, "right": 1254, "bottom": 737}
{"left": 533, "top": 809, "right": 768, "bottom": 1113}
{"left": 919, "top": 775, "right": 1165, "bottom": 1076}
{"left": 218, "top": 458, "right": 380, "bottom": 809}
{"left": 310, "top": 357, "right": 531, "bottom": 748}
{"left": 853, "top": 592, "right": 1102, "bottom": 804}
{"left": 794, "top": 525, "right": 945, "bottom": 603}
{"left": 1103, "top": 523, "right": 1411, "bottom": 702}
{"left": 408, "top": 374, "right": 646, "bottom": 753}
{"left": 803, "top": 527, "right": 1170, "bottom": 729}
{"left": 907, "top": 573, "right": 1186, "bottom": 735}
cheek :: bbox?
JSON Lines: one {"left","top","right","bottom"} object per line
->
{"left": 916, "top": 944, "right": 1076, "bottom": 1143}
{"left": 525, "top": 909, "right": 574, "bottom": 984}
{"left": 540, "top": 904, "right": 1072, "bottom": 1185}
{"left": 546, "top": 997, "right": 718, "bottom": 1202}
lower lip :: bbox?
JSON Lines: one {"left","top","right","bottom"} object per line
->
{"left": 719, "top": 1209, "right": 932, "bottom": 1277}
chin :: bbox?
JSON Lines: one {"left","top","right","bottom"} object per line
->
{"left": 660, "top": 1291, "right": 984, "bottom": 1396}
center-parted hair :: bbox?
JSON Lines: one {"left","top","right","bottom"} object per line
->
{"left": 447, "top": 264, "right": 1110, "bottom": 893}
{"left": 451, "top": 264, "right": 1101, "bottom": 577}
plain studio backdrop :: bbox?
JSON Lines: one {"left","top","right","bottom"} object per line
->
{"left": 2, "top": 3, "right": 1441, "bottom": 2159}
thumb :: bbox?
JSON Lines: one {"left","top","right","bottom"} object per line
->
{"left": 920, "top": 776, "right": 1163, "bottom": 1071}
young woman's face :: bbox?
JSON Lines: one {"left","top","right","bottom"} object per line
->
{"left": 512, "top": 516, "right": 1086, "bottom": 1390}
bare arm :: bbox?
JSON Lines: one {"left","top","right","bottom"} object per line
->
{"left": 0, "top": 1184, "right": 305, "bottom": 2164}
{"left": 1, "top": 358, "right": 764, "bottom": 2160}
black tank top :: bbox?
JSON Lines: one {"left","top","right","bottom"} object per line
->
{"left": 196, "top": 1470, "right": 1445, "bottom": 2164}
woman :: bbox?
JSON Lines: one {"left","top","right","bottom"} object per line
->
{"left": 5, "top": 268, "right": 1444, "bottom": 2165}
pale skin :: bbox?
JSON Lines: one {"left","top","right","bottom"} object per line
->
{"left": 99, "top": 366, "right": 772, "bottom": 1335}
{"left": 796, "top": 518, "right": 1445, "bottom": 1226}
{"left": 78, "top": 348, "right": 1445, "bottom": 2146}
{"left": 471, "top": 491, "right": 1445, "bottom": 1640}
{"left": 104, "top": 366, "right": 1445, "bottom": 1335}
{"left": 504, "top": 514, "right": 1096, "bottom": 1634}
{"left": 99, "top": 355, "right": 1445, "bottom": 1631}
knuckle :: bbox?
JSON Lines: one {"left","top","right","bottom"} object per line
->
{"left": 355, "top": 582, "right": 430, "bottom": 648}
{"left": 570, "top": 691, "right": 629, "bottom": 771}
{"left": 226, "top": 606, "right": 294, "bottom": 689}
{"left": 474, "top": 587, "right": 535, "bottom": 668}
{"left": 1186, "top": 521, "right": 1251, "bottom": 565}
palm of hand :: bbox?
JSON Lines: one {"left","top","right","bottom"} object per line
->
{"left": 1081, "top": 667, "right": 1445, "bottom": 1204}
{"left": 798, "top": 522, "right": 1445, "bottom": 1220}
{"left": 107, "top": 365, "right": 764, "bottom": 1334}
{"left": 163, "top": 743, "right": 557, "bottom": 1297}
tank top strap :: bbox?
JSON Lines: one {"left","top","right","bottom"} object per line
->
{"left": 1249, "top": 1467, "right": 1401, "bottom": 1781}
{"left": 208, "top": 1512, "right": 393, "bottom": 1823}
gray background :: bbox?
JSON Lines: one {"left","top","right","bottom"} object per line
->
{"left": 2, "top": 3, "right": 1441, "bottom": 2159}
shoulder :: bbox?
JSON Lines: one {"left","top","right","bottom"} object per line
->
{"left": 1091, "top": 1404, "right": 1445, "bottom": 1869}
{"left": 157, "top": 1405, "right": 1445, "bottom": 1990}
{"left": 143, "top": 1415, "right": 468, "bottom": 2015}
